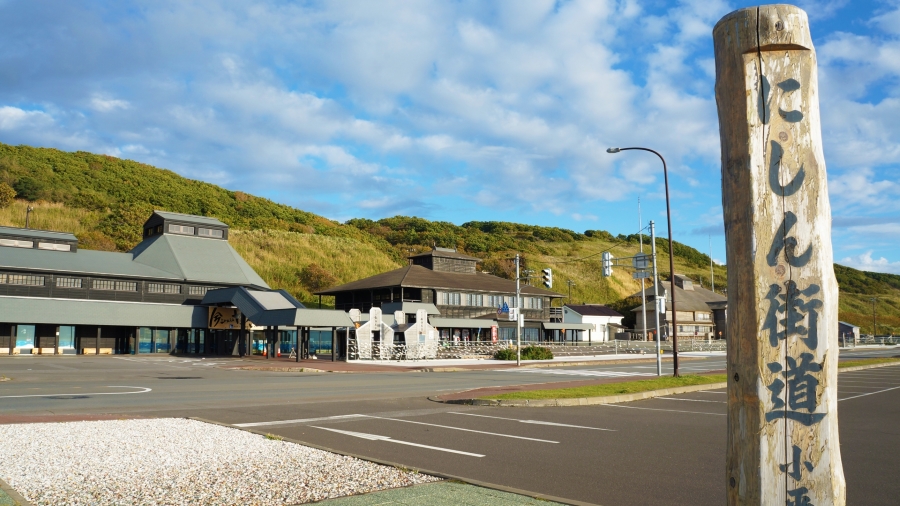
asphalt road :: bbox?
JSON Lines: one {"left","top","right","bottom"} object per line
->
{"left": 1, "top": 348, "right": 898, "bottom": 505}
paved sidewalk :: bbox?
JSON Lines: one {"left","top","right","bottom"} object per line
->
{"left": 315, "top": 482, "right": 566, "bottom": 505}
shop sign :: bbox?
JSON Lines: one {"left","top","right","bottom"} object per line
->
{"left": 208, "top": 307, "right": 249, "bottom": 329}
{"left": 491, "top": 325, "right": 498, "bottom": 343}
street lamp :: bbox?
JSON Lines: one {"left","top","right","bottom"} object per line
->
{"left": 607, "top": 146, "right": 681, "bottom": 376}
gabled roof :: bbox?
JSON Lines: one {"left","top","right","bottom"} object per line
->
{"left": 314, "top": 265, "right": 563, "bottom": 297}
{"left": 131, "top": 234, "right": 268, "bottom": 288}
{"left": 151, "top": 211, "right": 227, "bottom": 228}
{"left": 380, "top": 302, "right": 440, "bottom": 315}
{"left": 564, "top": 304, "right": 624, "bottom": 318}
{"left": 0, "top": 245, "right": 181, "bottom": 280}
{"left": 629, "top": 278, "right": 726, "bottom": 312}
{"left": 0, "top": 226, "right": 78, "bottom": 242}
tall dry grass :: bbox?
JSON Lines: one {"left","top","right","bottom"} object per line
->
{"left": 0, "top": 200, "right": 103, "bottom": 235}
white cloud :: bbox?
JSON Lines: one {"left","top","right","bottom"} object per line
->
{"left": 89, "top": 95, "right": 130, "bottom": 112}
{"left": 0, "top": 106, "right": 53, "bottom": 130}
{"left": 839, "top": 251, "right": 900, "bottom": 274}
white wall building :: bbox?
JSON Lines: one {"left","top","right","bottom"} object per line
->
{"left": 561, "top": 304, "right": 625, "bottom": 342}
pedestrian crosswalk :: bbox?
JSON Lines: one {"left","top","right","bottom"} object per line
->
{"left": 502, "top": 368, "right": 656, "bottom": 378}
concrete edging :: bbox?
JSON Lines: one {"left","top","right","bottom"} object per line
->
{"left": 431, "top": 381, "right": 728, "bottom": 407}
{"left": 0, "top": 476, "right": 32, "bottom": 506}
{"left": 836, "top": 361, "right": 900, "bottom": 373}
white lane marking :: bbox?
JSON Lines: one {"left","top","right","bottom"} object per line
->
{"left": 0, "top": 386, "right": 151, "bottom": 399}
{"left": 310, "top": 426, "right": 484, "bottom": 457}
{"left": 503, "top": 369, "right": 655, "bottom": 378}
{"left": 235, "top": 414, "right": 367, "bottom": 428}
{"left": 656, "top": 397, "right": 727, "bottom": 404}
{"left": 363, "top": 415, "right": 558, "bottom": 443}
{"left": 697, "top": 391, "right": 727, "bottom": 394}
{"left": 448, "top": 412, "right": 615, "bottom": 431}
{"left": 600, "top": 404, "right": 726, "bottom": 416}
{"left": 839, "top": 385, "right": 900, "bottom": 402}
{"left": 835, "top": 380, "right": 900, "bottom": 386}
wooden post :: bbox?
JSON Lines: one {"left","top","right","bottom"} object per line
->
{"left": 96, "top": 327, "right": 100, "bottom": 355}
{"left": 714, "top": 5, "right": 845, "bottom": 505}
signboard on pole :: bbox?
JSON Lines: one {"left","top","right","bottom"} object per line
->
{"left": 632, "top": 253, "right": 650, "bottom": 270}
{"left": 714, "top": 5, "right": 844, "bottom": 504}
{"left": 508, "top": 307, "right": 519, "bottom": 322}
{"left": 633, "top": 270, "right": 652, "bottom": 280}
{"left": 491, "top": 325, "right": 498, "bottom": 343}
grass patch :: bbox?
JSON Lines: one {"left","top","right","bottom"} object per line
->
{"left": 494, "top": 346, "right": 554, "bottom": 361}
{"left": 482, "top": 374, "right": 727, "bottom": 400}
{"left": 264, "top": 433, "right": 284, "bottom": 441}
{"left": 839, "top": 357, "right": 900, "bottom": 369}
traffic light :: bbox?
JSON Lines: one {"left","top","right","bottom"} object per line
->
{"left": 602, "top": 252, "right": 613, "bottom": 277}
{"left": 541, "top": 268, "right": 552, "bottom": 289}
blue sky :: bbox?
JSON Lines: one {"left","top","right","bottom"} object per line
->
{"left": 1, "top": 0, "right": 899, "bottom": 273}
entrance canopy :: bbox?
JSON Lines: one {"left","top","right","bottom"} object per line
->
{"left": 431, "top": 318, "right": 497, "bottom": 329}
{"left": 202, "top": 287, "right": 353, "bottom": 328}
{"left": 542, "top": 322, "right": 596, "bottom": 331}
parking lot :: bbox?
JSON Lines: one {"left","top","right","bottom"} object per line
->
{"left": 1, "top": 353, "right": 898, "bottom": 504}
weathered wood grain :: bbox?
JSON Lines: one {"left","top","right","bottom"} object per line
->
{"left": 714, "top": 4, "right": 845, "bottom": 505}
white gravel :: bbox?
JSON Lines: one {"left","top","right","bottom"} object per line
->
{"left": 0, "top": 418, "right": 440, "bottom": 505}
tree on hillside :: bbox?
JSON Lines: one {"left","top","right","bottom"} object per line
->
{"left": 0, "top": 182, "right": 14, "bottom": 208}
{"left": 299, "top": 263, "right": 337, "bottom": 291}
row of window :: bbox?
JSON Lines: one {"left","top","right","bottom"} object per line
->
{"left": 0, "top": 239, "right": 72, "bottom": 251}
{"left": 0, "top": 273, "right": 214, "bottom": 295}
{"left": 146, "top": 224, "right": 226, "bottom": 238}
{"left": 438, "top": 291, "right": 544, "bottom": 309}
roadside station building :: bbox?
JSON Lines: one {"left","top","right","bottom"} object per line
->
{"left": 0, "top": 211, "right": 350, "bottom": 356}
{"left": 316, "top": 247, "right": 565, "bottom": 342}
{"left": 630, "top": 275, "right": 727, "bottom": 340}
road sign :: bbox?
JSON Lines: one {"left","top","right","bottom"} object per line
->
{"left": 602, "top": 252, "right": 613, "bottom": 277}
{"left": 633, "top": 270, "right": 652, "bottom": 279}
{"left": 508, "top": 307, "right": 518, "bottom": 321}
{"left": 632, "top": 253, "right": 650, "bottom": 270}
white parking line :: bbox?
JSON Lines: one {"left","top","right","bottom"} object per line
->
{"left": 600, "top": 404, "right": 726, "bottom": 416}
{"left": 503, "top": 369, "right": 655, "bottom": 378}
{"left": 448, "top": 412, "right": 615, "bottom": 431}
{"left": 697, "top": 391, "right": 727, "bottom": 394}
{"left": 0, "top": 386, "right": 151, "bottom": 399}
{"left": 310, "top": 426, "right": 484, "bottom": 457}
{"left": 234, "top": 414, "right": 366, "bottom": 428}
{"left": 839, "top": 385, "right": 900, "bottom": 402}
{"left": 656, "top": 397, "right": 726, "bottom": 404}
{"left": 363, "top": 415, "right": 559, "bottom": 443}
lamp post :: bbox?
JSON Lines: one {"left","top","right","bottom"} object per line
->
{"left": 607, "top": 146, "right": 680, "bottom": 376}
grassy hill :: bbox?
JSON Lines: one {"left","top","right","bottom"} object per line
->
{"left": 0, "top": 141, "right": 898, "bottom": 334}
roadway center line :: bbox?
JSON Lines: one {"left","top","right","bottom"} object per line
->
{"left": 656, "top": 397, "right": 727, "bottom": 404}
{"left": 0, "top": 386, "right": 151, "bottom": 399}
{"left": 234, "top": 414, "right": 367, "bottom": 428}
{"left": 310, "top": 426, "right": 484, "bottom": 457}
{"left": 600, "top": 404, "right": 726, "bottom": 416}
{"left": 448, "top": 412, "right": 615, "bottom": 431}
{"left": 838, "top": 385, "right": 900, "bottom": 402}
{"left": 362, "top": 415, "right": 559, "bottom": 443}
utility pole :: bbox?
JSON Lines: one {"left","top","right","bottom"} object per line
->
{"left": 639, "top": 198, "right": 648, "bottom": 341}
{"left": 25, "top": 206, "right": 33, "bottom": 229}
{"left": 709, "top": 235, "right": 715, "bottom": 293}
{"left": 515, "top": 254, "right": 521, "bottom": 366}
{"left": 566, "top": 279, "right": 575, "bottom": 299}
{"left": 871, "top": 297, "right": 878, "bottom": 339}
{"left": 651, "top": 221, "right": 662, "bottom": 376}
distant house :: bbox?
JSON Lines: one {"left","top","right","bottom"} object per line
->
{"left": 630, "top": 275, "right": 727, "bottom": 340}
{"left": 561, "top": 304, "right": 624, "bottom": 342}
{"left": 838, "top": 321, "right": 860, "bottom": 346}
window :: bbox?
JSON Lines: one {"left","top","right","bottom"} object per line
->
{"left": 465, "top": 293, "right": 483, "bottom": 306}
{"left": 5, "top": 274, "right": 44, "bottom": 286}
{"left": 198, "top": 228, "right": 224, "bottom": 238}
{"left": 526, "top": 297, "right": 543, "bottom": 309}
{"left": 488, "top": 295, "right": 503, "bottom": 308}
{"left": 449, "top": 292, "right": 461, "bottom": 305}
{"left": 38, "top": 242, "right": 71, "bottom": 251}
{"left": 188, "top": 286, "right": 211, "bottom": 296}
{"left": 168, "top": 224, "right": 195, "bottom": 235}
{"left": 697, "top": 313, "right": 711, "bottom": 321}
{"left": 147, "top": 283, "right": 182, "bottom": 294}
{"left": 92, "top": 279, "right": 137, "bottom": 292}
{"left": 55, "top": 277, "right": 83, "bottom": 288}
{"left": 0, "top": 238, "right": 33, "bottom": 249}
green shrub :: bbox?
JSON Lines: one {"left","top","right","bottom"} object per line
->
{"left": 521, "top": 345, "right": 553, "bottom": 360}
{"left": 493, "top": 348, "right": 517, "bottom": 360}
{"left": 0, "top": 182, "right": 14, "bottom": 208}
{"left": 493, "top": 346, "right": 553, "bottom": 360}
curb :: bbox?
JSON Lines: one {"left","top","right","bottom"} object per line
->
{"left": 0, "top": 476, "right": 32, "bottom": 506}
{"left": 190, "top": 417, "right": 593, "bottom": 506}
{"left": 430, "top": 381, "right": 728, "bottom": 407}
{"left": 432, "top": 360, "right": 900, "bottom": 407}
{"left": 837, "top": 361, "right": 900, "bottom": 373}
